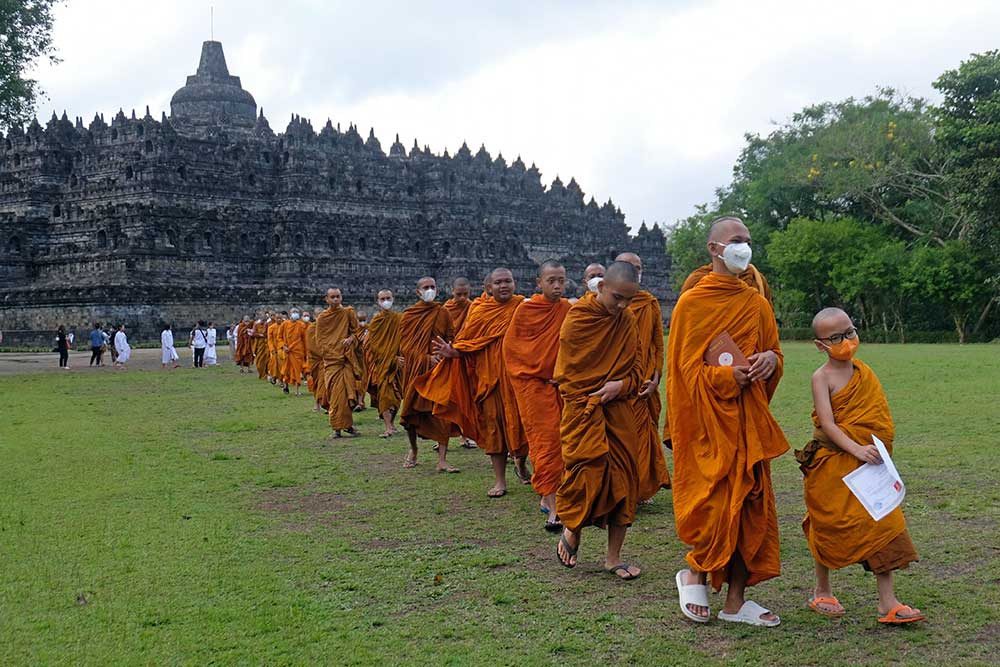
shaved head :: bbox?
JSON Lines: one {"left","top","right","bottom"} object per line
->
{"left": 614, "top": 252, "right": 641, "bottom": 272}
{"left": 537, "top": 258, "right": 563, "bottom": 277}
{"left": 584, "top": 263, "right": 605, "bottom": 281}
{"left": 489, "top": 267, "right": 515, "bottom": 303}
{"left": 536, "top": 260, "right": 566, "bottom": 302}
{"left": 451, "top": 276, "right": 470, "bottom": 302}
{"left": 812, "top": 307, "right": 852, "bottom": 337}
{"left": 707, "top": 216, "right": 749, "bottom": 243}
{"left": 325, "top": 287, "right": 343, "bottom": 309}
{"left": 453, "top": 277, "right": 471, "bottom": 289}
{"left": 596, "top": 260, "right": 639, "bottom": 313}
{"left": 416, "top": 276, "right": 436, "bottom": 291}
{"left": 377, "top": 289, "right": 393, "bottom": 300}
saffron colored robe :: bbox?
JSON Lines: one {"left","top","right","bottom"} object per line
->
{"left": 554, "top": 292, "right": 643, "bottom": 531}
{"left": 281, "top": 318, "right": 308, "bottom": 386}
{"left": 366, "top": 309, "right": 403, "bottom": 416}
{"left": 415, "top": 295, "right": 527, "bottom": 456}
{"left": 796, "top": 359, "right": 917, "bottom": 572}
{"left": 626, "top": 290, "right": 671, "bottom": 500}
{"left": 266, "top": 320, "right": 281, "bottom": 377}
{"left": 235, "top": 323, "right": 255, "bottom": 366}
{"left": 315, "top": 307, "right": 361, "bottom": 431}
{"left": 399, "top": 301, "right": 457, "bottom": 443}
{"left": 307, "top": 321, "right": 329, "bottom": 410}
{"left": 503, "top": 294, "right": 571, "bottom": 498}
{"left": 253, "top": 320, "right": 270, "bottom": 379}
{"left": 664, "top": 263, "right": 773, "bottom": 447}
{"left": 443, "top": 298, "right": 471, "bottom": 334}
{"left": 667, "top": 272, "right": 788, "bottom": 590}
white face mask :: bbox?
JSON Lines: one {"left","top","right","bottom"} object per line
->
{"left": 379, "top": 299, "right": 393, "bottom": 310}
{"left": 586, "top": 276, "right": 603, "bottom": 293}
{"left": 636, "top": 270, "right": 643, "bottom": 285}
{"left": 291, "top": 312, "right": 301, "bottom": 321}
{"left": 716, "top": 242, "right": 752, "bottom": 273}
{"left": 420, "top": 288, "right": 437, "bottom": 303}
{"left": 303, "top": 316, "right": 311, "bottom": 322}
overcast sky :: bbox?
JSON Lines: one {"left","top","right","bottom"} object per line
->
{"left": 29, "top": 0, "right": 1000, "bottom": 231}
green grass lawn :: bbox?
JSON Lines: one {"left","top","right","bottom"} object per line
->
{"left": 1, "top": 343, "right": 998, "bottom": 666}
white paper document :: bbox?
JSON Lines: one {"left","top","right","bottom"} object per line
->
{"left": 841, "top": 435, "right": 906, "bottom": 521}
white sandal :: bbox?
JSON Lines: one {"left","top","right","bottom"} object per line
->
{"left": 717, "top": 600, "right": 780, "bottom": 627}
{"left": 675, "top": 569, "right": 710, "bottom": 623}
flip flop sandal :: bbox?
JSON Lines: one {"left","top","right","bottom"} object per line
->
{"left": 809, "top": 596, "right": 845, "bottom": 618}
{"left": 878, "top": 605, "right": 926, "bottom": 624}
{"left": 487, "top": 488, "right": 507, "bottom": 498}
{"left": 606, "top": 564, "right": 640, "bottom": 580}
{"left": 675, "top": 570, "right": 710, "bottom": 624}
{"left": 378, "top": 432, "right": 393, "bottom": 439}
{"left": 539, "top": 504, "right": 550, "bottom": 514}
{"left": 513, "top": 466, "right": 533, "bottom": 485}
{"left": 437, "top": 466, "right": 460, "bottom": 474}
{"left": 557, "top": 533, "right": 578, "bottom": 568}
{"left": 461, "top": 440, "right": 477, "bottom": 449}
{"left": 402, "top": 457, "right": 418, "bottom": 469}
{"left": 544, "top": 519, "right": 563, "bottom": 533}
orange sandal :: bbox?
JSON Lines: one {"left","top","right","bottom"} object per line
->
{"left": 878, "top": 605, "right": 926, "bottom": 624}
{"left": 808, "top": 596, "right": 845, "bottom": 617}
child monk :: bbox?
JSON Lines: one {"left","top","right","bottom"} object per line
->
{"left": 799, "top": 307, "right": 925, "bottom": 624}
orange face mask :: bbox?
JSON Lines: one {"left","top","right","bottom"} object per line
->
{"left": 823, "top": 336, "right": 859, "bottom": 361}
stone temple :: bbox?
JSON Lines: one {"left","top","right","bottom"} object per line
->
{"left": 0, "top": 41, "right": 673, "bottom": 344}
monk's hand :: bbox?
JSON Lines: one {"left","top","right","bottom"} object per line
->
{"left": 342, "top": 335, "right": 354, "bottom": 348}
{"left": 396, "top": 355, "right": 405, "bottom": 368}
{"left": 429, "top": 353, "right": 443, "bottom": 366}
{"left": 851, "top": 443, "right": 883, "bottom": 464}
{"left": 747, "top": 350, "right": 777, "bottom": 382}
{"left": 432, "top": 336, "right": 459, "bottom": 359}
{"left": 638, "top": 371, "right": 660, "bottom": 398}
{"left": 590, "top": 380, "right": 624, "bottom": 404}
{"left": 733, "top": 366, "right": 751, "bottom": 388}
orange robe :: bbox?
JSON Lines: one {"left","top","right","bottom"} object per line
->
{"left": 315, "top": 307, "right": 361, "bottom": 431}
{"left": 266, "top": 320, "right": 281, "bottom": 378}
{"left": 627, "top": 290, "right": 672, "bottom": 500}
{"left": 273, "top": 320, "right": 289, "bottom": 382}
{"left": 356, "top": 324, "right": 370, "bottom": 407}
{"left": 415, "top": 295, "right": 527, "bottom": 456}
{"left": 399, "top": 301, "right": 457, "bottom": 443}
{"left": 664, "top": 264, "right": 773, "bottom": 446}
{"left": 797, "top": 359, "right": 917, "bottom": 572}
{"left": 503, "top": 294, "right": 571, "bottom": 498}
{"left": 443, "top": 298, "right": 471, "bottom": 334}
{"left": 235, "top": 322, "right": 254, "bottom": 366}
{"left": 307, "top": 322, "right": 328, "bottom": 410}
{"left": 667, "top": 272, "right": 789, "bottom": 590}
{"left": 253, "top": 320, "right": 270, "bottom": 379}
{"left": 554, "top": 292, "right": 643, "bottom": 531}
{"left": 366, "top": 310, "right": 403, "bottom": 416}
{"left": 281, "top": 318, "right": 308, "bottom": 386}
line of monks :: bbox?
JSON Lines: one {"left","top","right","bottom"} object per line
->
{"left": 226, "top": 215, "right": 924, "bottom": 627}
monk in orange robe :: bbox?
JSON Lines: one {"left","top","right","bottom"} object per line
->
{"left": 307, "top": 309, "right": 328, "bottom": 412}
{"left": 367, "top": 289, "right": 404, "bottom": 437}
{"left": 615, "top": 252, "right": 671, "bottom": 503}
{"left": 799, "top": 307, "right": 923, "bottom": 623}
{"left": 355, "top": 311, "right": 371, "bottom": 410}
{"left": 503, "top": 260, "right": 571, "bottom": 530}
{"left": 400, "top": 276, "right": 459, "bottom": 472}
{"left": 315, "top": 288, "right": 362, "bottom": 437}
{"left": 443, "top": 277, "right": 472, "bottom": 333}
{"left": 668, "top": 216, "right": 787, "bottom": 627}
{"left": 418, "top": 268, "right": 530, "bottom": 497}
{"left": 266, "top": 312, "right": 283, "bottom": 384}
{"left": 252, "top": 314, "right": 270, "bottom": 380}
{"left": 664, "top": 263, "right": 773, "bottom": 449}
{"left": 554, "top": 261, "right": 644, "bottom": 580}
{"left": 234, "top": 315, "right": 255, "bottom": 371}
{"left": 280, "top": 308, "right": 309, "bottom": 396}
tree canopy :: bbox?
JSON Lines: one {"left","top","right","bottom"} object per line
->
{"left": 0, "top": 0, "right": 62, "bottom": 133}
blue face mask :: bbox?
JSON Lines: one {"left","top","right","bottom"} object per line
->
{"left": 291, "top": 313, "right": 301, "bottom": 321}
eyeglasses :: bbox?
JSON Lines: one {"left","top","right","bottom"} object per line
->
{"left": 817, "top": 327, "right": 857, "bottom": 345}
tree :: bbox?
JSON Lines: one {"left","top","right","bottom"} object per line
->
{"left": 0, "top": 0, "right": 62, "bottom": 132}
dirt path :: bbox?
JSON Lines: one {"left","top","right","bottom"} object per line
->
{"left": 0, "top": 346, "right": 235, "bottom": 375}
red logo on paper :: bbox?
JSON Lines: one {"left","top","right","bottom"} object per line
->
{"left": 893, "top": 481, "right": 902, "bottom": 492}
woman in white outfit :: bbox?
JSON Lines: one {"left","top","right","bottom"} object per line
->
{"left": 113, "top": 325, "right": 131, "bottom": 368}
{"left": 204, "top": 321, "right": 218, "bottom": 366}
{"left": 161, "top": 324, "right": 180, "bottom": 368}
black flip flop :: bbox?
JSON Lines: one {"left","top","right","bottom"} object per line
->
{"left": 606, "top": 564, "right": 640, "bottom": 581}
{"left": 487, "top": 488, "right": 507, "bottom": 499}
{"left": 544, "top": 519, "right": 563, "bottom": 533}
{"left": 557, "top": 533, "right": 578, "bottom": 568}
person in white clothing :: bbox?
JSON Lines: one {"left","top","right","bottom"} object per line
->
{"left": 190, "top": 320, "right": 208, "bottom": 368}
{"left": 113, "top": 325, "right": 131, "bottom": 369}
{"left": 161, "top": 324, "right": 180, "bottom": 368}
{"left": 205, "top": 321, "right": 218, "bottom": 366}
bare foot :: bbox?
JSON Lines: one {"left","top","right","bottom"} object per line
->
{"left": 436, "top": 464, "right": 460, "bottom": 473}
{"left": 683, "top": 569, "right": 710, "bottom": 620}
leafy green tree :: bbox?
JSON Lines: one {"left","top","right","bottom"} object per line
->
{"left": 0, "top": 0, "right": 62, "bottom": 132}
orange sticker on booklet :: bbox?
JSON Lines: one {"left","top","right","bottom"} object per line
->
{"left": 704, "top": 331, "right": 749, "bottom": 367}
